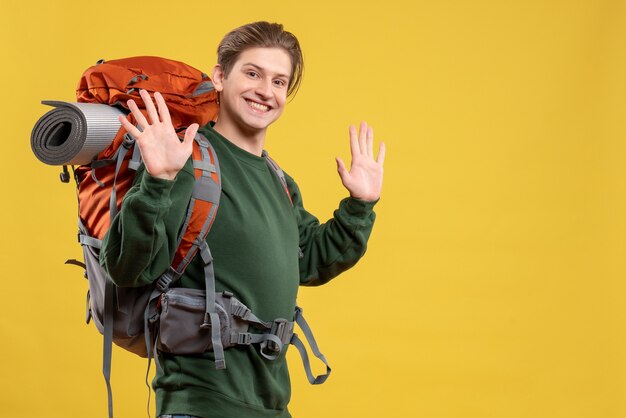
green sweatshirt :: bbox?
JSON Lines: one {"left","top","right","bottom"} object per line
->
{"left": 101, "top": 125, "right": 377, "bottom": 417}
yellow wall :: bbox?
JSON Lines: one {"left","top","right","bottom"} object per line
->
{"left": 2, "top": 0, "right": 626, "bottom": 417}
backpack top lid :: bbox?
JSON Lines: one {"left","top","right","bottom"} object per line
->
{"left": 77, "top": 56, "right": 219, "bottom": 132}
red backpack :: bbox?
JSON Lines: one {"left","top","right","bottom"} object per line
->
{"left": 75, "top": 56, "right": 219, "bottom": 240}
{"left": 70, "top": 56, "right": 220, "bottom": 353}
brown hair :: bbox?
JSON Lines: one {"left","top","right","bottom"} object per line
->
{"left": 217, "top": 21, "right": 304, "bottom": 97}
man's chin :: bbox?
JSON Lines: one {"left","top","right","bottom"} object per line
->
{"left": 243, "top": 115, "right": 279, "bottom": 131}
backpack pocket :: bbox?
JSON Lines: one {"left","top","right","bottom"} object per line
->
{"left": 158, "top": 288, "right": 230, "bottom": 355}
{"left": 82, "top": 243, "right": 153, "bottom": 357}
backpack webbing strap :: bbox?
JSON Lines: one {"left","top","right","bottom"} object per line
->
{"left": 128, "top": 138, "right": 143, "bottom": 171}
{"left": 199, "top": 242, "right": 226, "bottom": 369}
{"left": 263, "top": 150, "right": 293, "bottom": 205}
{"left": 219, "top": 295, "right": 330, "bottom": 382}
{"left": 290, "top": 307, "right": 332, "bottom": 385}
{"left": 144, "top": 330, "right": 159, "bottom": 418}
{"left": 109, "top": 134, "right": 134, "bottom": 221}
{"left": 78, "top": 232, "right": 102, "bottom": 249}
{"left": 251, "top": 333, "right": 286, "bottom": 361}
{"left": 229, "top": 297, "right": 271, "bottom": 328}
{"left": 91, "top": 161, "right": 109, "bottom": 187}
{"left": 143, "top": 289, "right": 162, "bottom": 418}
{"left": 103, "top": 276, "right": 115, "bottom": 418}
{"left": 143, "top": 287, "right": 163, "bottom": 370}
{"left": 98, "top": 129, "right": 142, "bottom": 418}
{"left": 222, "top": 295, "right": 287, "bottom": 361}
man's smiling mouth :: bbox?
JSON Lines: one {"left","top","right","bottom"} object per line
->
{"left": 245, "top": 99, "right": 271, "bottom": 112}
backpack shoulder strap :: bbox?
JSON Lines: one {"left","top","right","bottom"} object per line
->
{"left": 262, "top": 150, "right": 293, "bottom": 205}
{"left": 156, "top": 132, "right": 221, "bottom": 290}
{"left": 145, "top": 132, "right": 226, "bottom": 369}
{"left": 165, "top": 139, "right": 290, "bottom": 285}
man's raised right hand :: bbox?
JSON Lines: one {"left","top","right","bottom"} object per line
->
{"left": 119, "top": 89, "right": 198, "bottom": 180}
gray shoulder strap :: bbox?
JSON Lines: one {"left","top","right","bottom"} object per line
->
{"left": 108, "top": 134, "right": 134, "bottom": 221}
{"left": 150, "top": 133, "right": 227, "bottom": 370}
{"left": 262, "top": 150, "right": 292, "bottom": 205}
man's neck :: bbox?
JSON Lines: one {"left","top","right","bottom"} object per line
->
{"left": 213, "top": 120, "right": 266, "bottom": 156}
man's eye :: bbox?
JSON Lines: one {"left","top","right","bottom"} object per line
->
{"left": 247, "top": 71, "right": 259, "bottom": 78}
{"left": 274, "top": 79, "right": 286, "bottom": 87}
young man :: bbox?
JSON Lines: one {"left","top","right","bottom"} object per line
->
{"left": 103, "top": 22, "right": 385, "bottom": 417}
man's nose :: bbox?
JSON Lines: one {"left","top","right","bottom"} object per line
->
{"left": 255, "top": 79, "right": 273, "bottom": 98}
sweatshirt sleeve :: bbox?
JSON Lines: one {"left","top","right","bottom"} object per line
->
{"left": 287, "top": 175, "right": 378, "bottom": 286}
{"left": 100, "top": 163, "right": 195, "bottom": 287}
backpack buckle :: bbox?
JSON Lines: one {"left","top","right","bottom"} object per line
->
{"left": 268, "top": 319, "right": 294, "bottom": 351}
{"left": 155, "top": 274, "right": 172, "bottom": 292}
{"left": 122, "top": 133, "right": 135, "bottom": 149}
{"left": 231, "top": 303, "right": 251, "bottom": 320}
{"left": 231, "top": 332, "right": 252, "bottom": 345}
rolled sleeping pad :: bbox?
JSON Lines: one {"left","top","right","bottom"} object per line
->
{"left": 31, "top": 101, "right": 124, "bottom": 166}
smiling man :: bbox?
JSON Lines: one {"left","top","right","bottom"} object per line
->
{"left": 103, "top": 21, "right": 385, "bottom": 418}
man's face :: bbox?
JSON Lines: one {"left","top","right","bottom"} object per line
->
{"left": 213, "top": 47, "right": 292, "bottom": 136}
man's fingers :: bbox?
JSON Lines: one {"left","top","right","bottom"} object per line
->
{"left": 155, "top": 92, "right": 172, "bottom": 126}
{"left": 366, "top": 126, "right": 374, "bottom": 157}
{"left": 358, "top": 121, "right": 368, "bottom": 155}
{"left": 118, "top": 115, "right": 141, "bottom": 138}
{"left": 127, "top": 99, "right": 149, "bottom": 130}
{"left": 336, "top": 157, "right": 349, "bottom": 181}
{"left": 182, "top": 123, "right": 199, "bottom": 148}
{"left": 376, "top": 141, "right": 386, "bottom": 166}
{"left": 140, "top": 89, "right": 160, "bottom": 124}
{"left": 349, "top": 125, "right": 359, "bottom": 159}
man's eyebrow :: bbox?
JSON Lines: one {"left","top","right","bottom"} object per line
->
{"left": 242, "top": 63, "right": 290, "bottom": 79}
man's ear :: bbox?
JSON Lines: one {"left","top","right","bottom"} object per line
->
{"left": 212, "top": 64, "right": 224, "bottom": 92}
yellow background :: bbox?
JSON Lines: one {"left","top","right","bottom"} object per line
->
{"left": 1, "top": 0, "right": 625, "bottom": 417}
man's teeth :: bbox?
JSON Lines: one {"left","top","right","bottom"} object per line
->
{"left": 247, "top": 100, "right": 269, "bottom": 111}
